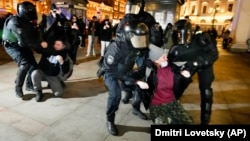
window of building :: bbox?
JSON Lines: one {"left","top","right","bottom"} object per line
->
{"left": 182, "top": 6, "right": 186, "bottom": 16}
{"left": 200, "top": 19, "right": 206, "bottom": 23}
{"left": 228, "top": 4, "right": 233, "bottom": 12}
{"left": 0, "top": 1, "right": 3, "bottom": 7}
{"left": 215, "top": 4, "right": 220, "bottom": 9}
{"left": 202, "top": 6, "right": 207, "bottom": 14}
{"left": 191, "top": 5, "right": 195, "bottom": 14}
{"left": 5, "top": 0, "right": 12, "bottom": 9}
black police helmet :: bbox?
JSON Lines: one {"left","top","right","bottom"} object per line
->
{"left": 124, "top": 22, "right": 149, "bottom": 49}
{"left": 125, "top": 0, "right": 144, "bottom": 14}
{"left": 126, "top": 0, "right": 143, "bottom": 5}
{"left": 175, "top": 19, "right": 188, "bottom": 30}
{"left": 17, "top": 1, "right": 37, "bottom": 21}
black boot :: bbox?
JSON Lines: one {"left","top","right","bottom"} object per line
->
{"left": 106, "top": 121, "right": 118, "bottom": 136}
{"left": 200, "top": 88, "right": 213, "bottom": 125}
{"left": 132, "top": 89, "right": 148, "bottom": 120}
{"left": 132, "top": 108, "right": 148, "bottom": 120}
{"left": 25, "top": 71, "right": 35, "bottom": 92}
{"left": 15, "top": 64, "right": 30, "bottom": 98}
{"left": 15, "top": 86, "right": 23, "bottom": 98}
{"left": 35, "top": 90, "right": 43, "bottom": 102}
{"left": 122, "top": 91, "right": 133, "bottom": 104}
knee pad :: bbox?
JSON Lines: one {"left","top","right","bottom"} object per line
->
{"left": 19, "top": 64, "right": 30, "bottom": 71}
{"left": 200, "top": 88, "right": 213, "bottom": 124}
{"left": 16, "top": 64, "right": 30, "bottom": 87}
{"left": 200, "top": 88, "right": 213, "bottom": 113}
{"left": 201, "top": 88, "right": 213, "bottom": 102}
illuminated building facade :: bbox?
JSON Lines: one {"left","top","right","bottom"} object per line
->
{"left": 86, "top": 0, "right": 113, "bottom": 21}
{"left": 179, "top": 0, "right": 237, "bottom": 34}
{"left": 86, "top": 0, "right": 125, "bottom": 24}
{"left": 112, "top": 0, "right": 125, "bottom": 20}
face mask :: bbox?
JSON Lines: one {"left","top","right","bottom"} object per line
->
{"left": 160, "top": 61, "right": 168, "bottom": 68}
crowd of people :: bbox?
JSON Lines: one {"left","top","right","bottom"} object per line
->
{"left": 1, "top": 0, "right": 219, "bottom": 137}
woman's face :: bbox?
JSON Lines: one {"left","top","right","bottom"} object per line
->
{"left": 54, "top": 40, "right": 65, "bottom": 51}
{"left": 154, "top": 54, "right": 168, "bottom": 65}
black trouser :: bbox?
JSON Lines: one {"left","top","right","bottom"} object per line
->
{"left": 222, "top": 38, "right": 229, "bottom": 49}
{"left": 131, "top": 86, "right": 143, "bottom": 111}
{"left": 104, "top": 74, "right": 122, "bottom": 123}
{"left": 121, "top": 82, "right": 142, "bottom": 111}
{"left": 197, "top": 66, "right": 214, "bottom": 124}
{"left": 69, "top": 45, "right": 79, "bottom": 64}
{"left": 4, "top": 45, "right": 37, "bottom": 88}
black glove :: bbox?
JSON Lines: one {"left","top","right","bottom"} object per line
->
{"left": 97, "top": 68, "right": 105, "bottom": 78}
{"left": 124, "top": 78, "right": 136, "bottom": 86}
{"left": 182, "top": 61, "right": 198, "bottom": 75}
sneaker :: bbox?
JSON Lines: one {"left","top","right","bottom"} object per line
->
{"left": 15, "top": 86, "right": 23, "bottom": 98}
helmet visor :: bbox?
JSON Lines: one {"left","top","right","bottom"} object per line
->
{"left": 125, "top": 4, "right": 140, "bottom": 14}
{"left": 177, "top": 29, "right": 191, "bottom": 44}
{"left": 130, "top": 34, "right": 148, "bottom": 48}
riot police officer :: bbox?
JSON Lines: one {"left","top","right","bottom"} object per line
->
{"left": 2, "top": 1, "right": 47, "bottom": 98}
{"left": 100, "top": 22, "right": 149, "bottom": 136}
{"left": 117, "top": 0, "right": 163, "bottom": 48}
{"left": 168, "top": 19, "right": 219, "bottom": 125}
{"left": 117, "top": 0, "right": 164, "bottom": 120}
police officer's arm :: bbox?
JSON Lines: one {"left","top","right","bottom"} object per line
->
{"left": 58, "top": 55, "right": 72, "bottom": 74}
{"left": 103, "top": 42, "right": 137, "bottom": 85}
{"left": 188, "top": 33, "right": 219, "bottom": 69}
{"left": 10, "top": 18, "right": 44, "bottom": 51}
{"left": 118, "top": 59, "right": 149, "bottom": 89}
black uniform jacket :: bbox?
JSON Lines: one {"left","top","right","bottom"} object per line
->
{"left": 103, "top": 39, "right": 139, "bottom": 86}
{"left": 2, "top": 15, "right": 42, "bottom": 51}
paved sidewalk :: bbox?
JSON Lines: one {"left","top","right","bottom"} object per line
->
{"left": 0, "top": 39, "right": 249, "bottom": 141}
